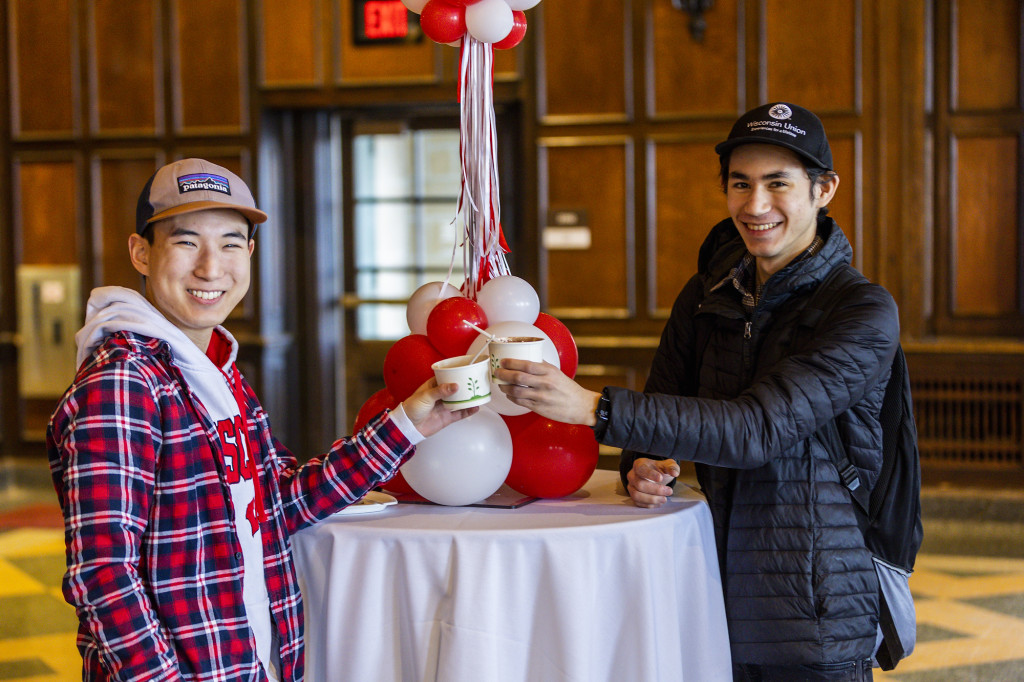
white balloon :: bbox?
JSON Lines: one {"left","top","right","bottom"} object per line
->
{"left": 406, "top": 281, "right": 461, "bottom": 335}
{"left": 401, "top": 0, "right": 429, "bottom": 14}
{"left": 476, "top": 275, "right": 540, "bottom": 325}
{"left": 401, "top": 407, "right": 513, "bottom": 506}
{"left": 485, "top": 382, "right": 531, "bottom": 416}
{"left": 504, "top": 0, "right": 542, "bottom": 9}
{"left": 465, "top": 321, "right": 560, "bottom": 416}
{"left": 466, "top": 0, "right": 514, "bottom": 43}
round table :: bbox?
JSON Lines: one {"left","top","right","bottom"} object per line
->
{"left": 291, "top": 469, "right": 731, "bottom": 681}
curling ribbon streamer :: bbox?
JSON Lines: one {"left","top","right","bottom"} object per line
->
{"left": 454, "top": 35, "right": 510, "bottom": 299}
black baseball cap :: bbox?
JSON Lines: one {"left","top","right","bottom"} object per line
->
{"left": 715, "top": 102, "right": 833, "bottom": 171}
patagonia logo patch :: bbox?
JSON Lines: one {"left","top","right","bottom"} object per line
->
{"left": 177, "top": 172, "right": 231, "bottom": 195}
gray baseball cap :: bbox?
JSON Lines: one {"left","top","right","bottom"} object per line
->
{"left": 135, "top": 158, "right": 268, "bottom": 234}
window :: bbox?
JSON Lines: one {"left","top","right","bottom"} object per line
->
{"left": 353, "top": 127, "right": 464, "bottom": 340}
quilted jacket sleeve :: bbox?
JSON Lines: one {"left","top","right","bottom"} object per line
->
{"left": 606, "top": 279, "right": 899, "bottom": 470}
{"left": 619, "top": 275, "right": 703, "bottom": 484}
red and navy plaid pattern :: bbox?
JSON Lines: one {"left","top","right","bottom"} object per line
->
{"left": 47, "top": 331, "right": 413, "bottom": 681}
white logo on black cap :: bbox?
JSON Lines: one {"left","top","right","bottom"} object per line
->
{"left": 768, "top": 104, "right": 793, "bottom": 121}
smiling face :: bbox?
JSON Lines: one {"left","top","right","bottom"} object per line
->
{"left": 129, "top": 209, "right": 254, "bottom": 350}
{"left": 725, "top": 143, "right": 838, "bottom": 283}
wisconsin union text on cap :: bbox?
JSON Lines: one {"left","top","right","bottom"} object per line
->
{"left": 136, "top": 158, "right": 268, "bottom": 235}
{"left": 715, "top": 102, "right": 833, "bottom": 171}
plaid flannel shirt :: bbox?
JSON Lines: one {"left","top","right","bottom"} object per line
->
{"left": 47, "top": 331, "right": 414, "bottom": 681}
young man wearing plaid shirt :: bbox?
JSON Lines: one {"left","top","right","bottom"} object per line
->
{"left": 47, "top": 158, "right": 474, "bottom": 681}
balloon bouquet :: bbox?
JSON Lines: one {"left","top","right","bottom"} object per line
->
{"left": 405, "top": 0, "right": 535, "bottom": 49}
{"left": 355, "top": 0, "right": 599, "bottom": 506}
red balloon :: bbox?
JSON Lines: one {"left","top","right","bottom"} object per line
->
{"left": 534, "top": 312, "right": 578, "bottom": 378}
{"left": 501, "top": 412, "right": 541, "bottom": 439}
{"left": 426, "top": 296, "right": 489, "bottom": 358}
{"left": 505, "top": 418, "right": 599, "bottom": 498}
{"left": 353, "top": 388, "right": 413, "bottom": 493}
{"left": 383, "top": 334, "right": 444, "bottom": 402}
{"left": 419, "top": 0, "right": 467, "bottom": 44}
{"left": 353, "top": 387, "right": 398, "bottom": 433}
{"left": 493, "top": 10, "right": 527, "bottom": 50}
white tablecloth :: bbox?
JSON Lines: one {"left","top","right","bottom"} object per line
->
{"left": 291, "top": 469, "right": 731, "bottom": 682}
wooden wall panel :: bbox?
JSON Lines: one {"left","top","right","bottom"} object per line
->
{"left": 89, "top": 1, "right": 161, "bottom": 135}
{"left": 763, "top": 0, "right": 859, "bottom": 113}
{"left": 952, "top": 135, "right": 1019, "bottom": 316}
{"left": 493, "top": 45, "right": 519, "bottom": 80}
{"left": 9, "top": 0, "right": 78, "bottom": 138}
{"left": 954, "top": 0, "right": 1019, "bottom": 111}
{"left": 648, "top": 0, "right": 740, "bottom": 118}
{"left": 539, "top": 2, "right": 629, "bottom": 121}
{"left": 541, "top": 140, "right": 632, "bottom": 314}
{"left": 94, "top": 155, "right": 160, "bottom": 289}
{"left": 337, "top": 0, "right": 437, "bottom": 83}
{"left": 649, "top": 138, "right": 724, "bottom": 312}
{"left": 575, "top": 366, "right": 639, "bottom": 395}
{"left": 15, "top": 159, "right": 80, "bottom": 265}
{"left": 172, "top": 0, "right": 246, "bottom": 134}
{"left": 932, "top": 0, "right": 1024, "bottom": 336}
{"left": 260, "top": 0, "right": 323, "bottom": 87}
{"left": 827, "top": 134, "right": 862, "bottom": 269}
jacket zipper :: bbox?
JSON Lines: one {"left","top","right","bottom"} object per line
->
{"left": 741, "top": 320, "right": 754, "bottom": 382}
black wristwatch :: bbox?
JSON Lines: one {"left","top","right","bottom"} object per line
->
{"left": 592, "top": 387, "right": 611, "bottom": 441}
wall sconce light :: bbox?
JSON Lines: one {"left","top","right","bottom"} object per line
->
{"left": 671, "top": 0, "right": 715, "bottom": 43}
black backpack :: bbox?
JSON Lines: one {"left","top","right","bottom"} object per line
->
{"left": 794, "top": 263, "right": 923, "bottom": 670}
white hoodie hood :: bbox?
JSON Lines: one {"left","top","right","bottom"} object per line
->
{"left": 76, "top": 285, "right": 236, "bottom": 372}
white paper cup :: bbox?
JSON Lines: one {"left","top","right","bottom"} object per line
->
{"left": 489, "top": 336, "right": 545, "bottom": 384}
{"left": 431, "top": 355, "right": 492, "bottom": 410}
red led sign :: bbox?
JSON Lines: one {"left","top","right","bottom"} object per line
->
{"left": 354, "top": 0, "right": 422, "bottom": 45}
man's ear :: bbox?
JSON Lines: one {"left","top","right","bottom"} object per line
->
{"left": 128, "top": 233, "right": 150, "bottom": 276}
{"left": 815, "top": 173, "right": 840, "bottom": 208}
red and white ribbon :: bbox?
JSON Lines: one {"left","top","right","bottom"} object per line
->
{"left": 453, "top": 36, "right": 510, "bottom": 299}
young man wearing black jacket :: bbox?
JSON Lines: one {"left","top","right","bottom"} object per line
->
{"left": 497, "top": 102, "right": 898, "bottom": 681}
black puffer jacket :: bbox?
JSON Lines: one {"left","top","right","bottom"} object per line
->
{"left": 608, "top": 216, "right": 899, "bottom": 666}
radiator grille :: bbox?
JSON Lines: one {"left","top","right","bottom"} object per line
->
{"left": 912, "top": 378, "right": 1023, "bottom": 465}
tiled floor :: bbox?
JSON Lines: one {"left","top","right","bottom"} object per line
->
{"left": 877, "top": 554, "right": 1024, "bottom": 681}
{"left": 2, "top": 467, "right": 1023, "bottom": 681}
{"left": 0, "top": 486, "right": 81, "bottom": 682}
{"left": 876, "top": 481, "right": 1024, "bottom": 681}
